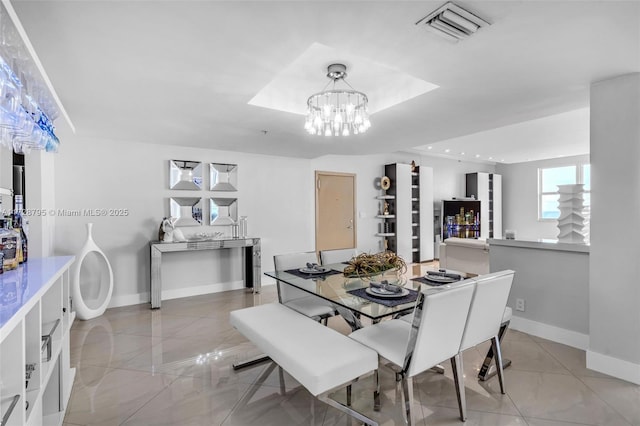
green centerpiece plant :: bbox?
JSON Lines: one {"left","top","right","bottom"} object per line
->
{"left": 343, "top": 251, "right": 407, "bottom": 278}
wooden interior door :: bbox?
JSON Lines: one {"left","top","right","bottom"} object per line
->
{"left": 315, "top": 171, "right": 357, "bottom": 253}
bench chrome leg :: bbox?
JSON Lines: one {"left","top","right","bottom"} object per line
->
{"left": 346, "top": 385, "right": 352, "bottom": 406}
{"left": 232, "top": 354, "right": 271, "bottom": 370}
{"left": 237, "top": 362, "right": 278, "bottom": 406}
{"left": 318, "top": 391, "right": 378, "bottom": 426}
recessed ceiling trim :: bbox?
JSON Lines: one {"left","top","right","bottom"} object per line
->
{"left": 416, "top": 2, "right": 490, "bottom": 42}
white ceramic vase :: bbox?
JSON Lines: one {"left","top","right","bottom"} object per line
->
{"left": 72, "top": 223, "right": 114, "bottom": 320}
{"left": 556, "top": 184, "right": 586, "bottom": 244}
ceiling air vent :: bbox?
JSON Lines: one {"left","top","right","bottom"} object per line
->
{"left": 416, "top": 2, "right": 490, "bottom": 42}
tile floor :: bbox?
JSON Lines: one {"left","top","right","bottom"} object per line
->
{"left": 64, "top": 286, "right": 640, "bottom": 426}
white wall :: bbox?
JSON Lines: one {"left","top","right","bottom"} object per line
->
{"left": 50, "top": 132, "right": 493, "bottom": 307}
{"left": 53, "top": 135, "right": 314, "bottom": 306}
{"left": 588, "top": 73, "right": 640, "bottom": 384}
{"left": 25, "top": 150, "right": 56, "bottom": 257}
{"left": 496, "top": 154, "right": 589, "bottom": 240}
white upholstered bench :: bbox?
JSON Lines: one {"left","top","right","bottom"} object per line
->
{"left": 230, "top": 303, "right": 379, "bottom": 425}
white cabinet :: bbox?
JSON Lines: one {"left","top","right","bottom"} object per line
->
{"left": 0, "top": 257, "right": 75, "bottom": 426}
{"left": 466, "top": 172, "right": 502, "bottom": 239}
{"left": 379, "top": 164, "right": 434, "bottom": 263}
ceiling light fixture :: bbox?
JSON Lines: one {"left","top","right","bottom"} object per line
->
{"left": 305, "top": 63, "right": 370, "bottom": 136}
{"left": 416, "top": 2, "right": 490, "bottom": 42}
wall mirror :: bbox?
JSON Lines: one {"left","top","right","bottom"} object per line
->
{"left": 209, "top": 163, "right": 238, "bottom": 191}
{"left": 169, "top": 160, "right": 203, "bottom": 190}
{"left": 170, "top": 197, "right": 203, "bottom": 226}
{"left": 210, "top": 198, "right": 237, "bottom": 225}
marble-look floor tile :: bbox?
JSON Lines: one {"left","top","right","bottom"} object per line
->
{"left": 65, "top": 367, "right": 176, "bottom": 425}
{"left": 71, "top": 332, "right": 161, "bottom": 369}
{"left": 524, "top": 418, "right": 594, "bottom": 426}
{"left": 122, "top": 375, "right": 252, "bottom": 425}
{"left": 422, "top": 406, "right": 528, "bottom": 425}
{"left": 415, "top": 365, "right": 520, "bottom": 417}
{"left": 580, "top": 376, "right": 640, "bottom": 426}
{"left": 504, "top": 328, "right": 537, "bottom": 342}
{"left": 506, "top": 370, "right": 632, "bottom": 426}
{"left": 223, "top": 385, "right": 329, "bottom": 426}
{"left": 537, "top": 340, "right": 613, "bottom": 379}
{"left": 63, "top": 288, "right": 640, "bottom": 426}
{"left": 500, "top": 338, "right": 570, "bottom": 375}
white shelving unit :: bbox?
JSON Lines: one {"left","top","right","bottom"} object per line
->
{"left": 466, "top": 172, "right": 502, "bottom": 239}
{"left": 379, "top": 163, "right": 434, "bottom": 263}
{"left": 0, "top": 257, "right": 75, "bottom": 426}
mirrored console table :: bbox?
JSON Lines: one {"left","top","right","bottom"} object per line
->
{"left": 150, "top": 237, "right": 261, "bottom": 309}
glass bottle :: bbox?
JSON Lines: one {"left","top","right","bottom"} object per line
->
{"left": 0, "top": 217, "right": 18, "bottom": 270}
{"left": 239, "top": 216, "right": 248, "bottom": 238}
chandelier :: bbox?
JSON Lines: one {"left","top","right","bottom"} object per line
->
{"left": 304, "top": 64, "right": 370, "bottom": 136}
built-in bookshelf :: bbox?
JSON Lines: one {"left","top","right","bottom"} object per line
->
{"left": 377, "top": 163, "right": 434, "bottom": 263}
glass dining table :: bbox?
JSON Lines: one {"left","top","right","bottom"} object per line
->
{"left": 264, "top": 263, "right": 474, "bottom": 331}
{"left": 239, "top": 263, "right": 507, "bottom": 382}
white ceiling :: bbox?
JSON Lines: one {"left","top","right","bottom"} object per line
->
{"left": 11, "top": 0, "right": 640, "bottom": 161}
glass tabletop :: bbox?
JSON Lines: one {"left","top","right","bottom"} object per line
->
{"left": 264, "top": 263, "right": 474, "bottom": 321}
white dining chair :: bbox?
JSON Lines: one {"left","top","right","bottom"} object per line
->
{"left": 319, "top": 248, "right": 358, "bottom": 266}
{"left": 273, "top": 252, "right": 337, "bottom": 323}
{"left": 455, "top": 269, "right": 515, "bottom": 420}
{"left": 349, "top": 280, "right": 476, "bottom": 425}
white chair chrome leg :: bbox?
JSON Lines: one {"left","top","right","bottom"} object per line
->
{"left": 401, "top": 375, "right": 416, "bottom": 426}
{"left": 450, "top": 353, "right": 467, "bottom": 421}
{"left": 491, "top": 335, "right": 506, "bottom": 394}
{"left": 373, "top": 368, "right": 381, "bottom": 411}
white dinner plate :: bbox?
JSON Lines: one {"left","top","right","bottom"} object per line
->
{"left": 365, "top": 287, "right": 410, "bottom": 299}
{"left": 424, "top": 274, "right": 458, "bottom": 284}
{"left": 299, "top": 267, "right": 328, "bottom": 274}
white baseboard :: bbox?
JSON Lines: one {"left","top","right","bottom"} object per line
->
{"left": 586, "top": 350, "right": 640, "bottom": 385}
{"left": 108, "top": 292, "right": 149, "bottom": 308}
{"left": 107, "top": 280, "right": 259, "bottom": 308}
{"left": 161, "top": 280, "right": 245, "bottom": 301}
{"left": 509, "top": 315, "right": 590, "bottom": 350}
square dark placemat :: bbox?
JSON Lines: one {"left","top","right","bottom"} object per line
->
{"left": 284, "top": 268, "right": 343, "bottom": 279}
{"left": 346, "top": 287, "right": 419, "bottom": 307}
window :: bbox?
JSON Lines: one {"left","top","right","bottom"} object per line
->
{"left": 539, "top": 164, "right": 590, "bottom": 220}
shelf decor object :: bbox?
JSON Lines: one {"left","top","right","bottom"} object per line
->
{"left": 0, "top": 0, "right": 74, "bottom": 154}
{"left": 72, "top": 223, "right": 114, "bottom": 320}
{"left": 304, "top": 63, "right": 371, "bottom": 136}
{"left": 169, "top": 160, "right": 203, "bottom": 190}
{"left": 170, "top": 197, "right": 203, "bottom": 226}
{"left": 209, "top": 197, "right": 238, "bottom": 225}
{"left": 209, "top": 163, "right": 238, "bottom": 191}
{"left": 556, "top": 184, "right": 586, "bottom": 244}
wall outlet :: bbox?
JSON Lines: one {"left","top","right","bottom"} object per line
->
{"left": 515, "top": 298, "right": 525, "bottom": 312}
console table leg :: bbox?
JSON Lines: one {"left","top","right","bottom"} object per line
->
{"left": 252, "top": 241, "right": 261, "bottom": 293}
{"left": 150, "top": 247, "right": 162, "bottom": 309}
